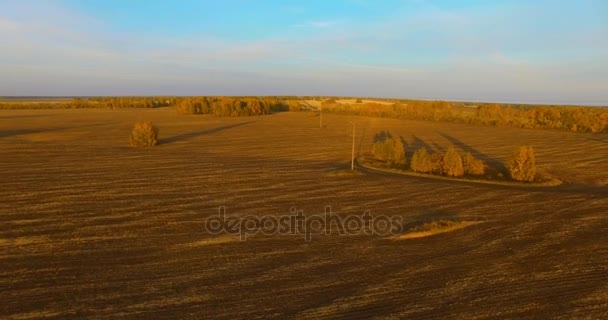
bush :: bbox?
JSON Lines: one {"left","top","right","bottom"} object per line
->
{"left": 509, "top": 146, "right": 536, "bottom": 182}
{"left": 130, "top": 121, "right": 159, "bottom": 147}
{"left": 442, "top": 146, "right": 464, "bottom": 177}
{"left": 356, "top": 98, "right": 363, "bottom": 103}
{"left": 410, "top": 147, "right": 433, "bottom": 173}
{"left": 462, "top": 152, "right": 485, "bottom": 175}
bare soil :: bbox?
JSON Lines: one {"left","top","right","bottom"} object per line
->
{"left": 1, "top": 109, "right": 607, "bottom": 319}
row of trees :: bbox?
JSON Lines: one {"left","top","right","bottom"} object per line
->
{"left": 3, "top": 96, "right": 605, "bottom": 132}
{"left": 410, "top": 147, "right": 485, "bottom": 177}
{"left": 370, "top": 131, "right": 539, "bottom": 182}
{"left": 0, "top": 97, "right": 169, "bottom": 110}
{"left": 173, "top": 96, "right": 297, "bottom": 116}
{"left": 320, "top": 99, "right": 608, "bottom": 134}
{"left": 370, "top": 131, "right": 487, "bottom": 177}
{"left": 0, "top": 96, "right": 297, "bottom": 117}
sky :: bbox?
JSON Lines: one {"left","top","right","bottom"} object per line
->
{"left": 0, "top": 0, "right": 607, "bottom": 104}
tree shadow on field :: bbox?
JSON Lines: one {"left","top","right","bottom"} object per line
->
{"left": 0, "top": 114, "right": 57, "bottom": 120}
{"left": 160, "top": 121, "right": 255, "bottom": 144}
{"left": 432, "top": 142, "right": 446, "bottom": 153}
{"left": 438, "top": 132, "right": 508, "bottom": 176}
{"left": 357, "top": 127, "right": 367, "bottom": 156}
{"left": 0, "top": 127, "right": 66, "bottom": 138}
{"left": 373, "top": 130, "right": 392, "bottom": 142}
{"left": 407, "top": 134, "right": 436, "bottom": 159}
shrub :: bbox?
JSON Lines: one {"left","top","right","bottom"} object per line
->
{"left": 462, "top": 152, "right": 485, "bottom": 176}
{"left": 442, "top": 146, "right": 464, "bottom": 177}
{"left": 410, "top": 147, "right": 433, "bottom": 173}
{"left": 509, "top": 146, "right": 536, "bottom": 182}
{"left": 356, "top": 98, "right": 363, "bottom": 103}
{"left": 130, "top": 121, "right": 159, "bottom": 147}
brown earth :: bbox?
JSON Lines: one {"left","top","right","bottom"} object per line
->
{"left": 1, "top": 108, "right": 607, "bottom": 319}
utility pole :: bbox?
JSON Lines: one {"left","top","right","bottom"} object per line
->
{"left": 351, "top": 121, "right": 355, "bottom": 170}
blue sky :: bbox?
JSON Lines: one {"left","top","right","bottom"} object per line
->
{"left": 0, "top": 0, "right": 606, "bottom": 104}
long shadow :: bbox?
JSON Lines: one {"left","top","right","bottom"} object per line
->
{"left": 408, "top": 134, "right": 436, "bottom": 159}
{"left": 357, "top": 127, "right": 367, "bottom": 156}
{"left": 0, "top": 114, "right": 57, "bottom": 120}
{"left": 160, "top": 121, "right": 255, "bottom": 144}
{"left": 0, "top": 127, "right": 67, "bottom": 138}
{"left": 373, "top": 130, "right": 392, "bottom": 142}
{"left": 432, "top": 142, "right": 446, "bottom": 153}
{"left": 438, "top": 131, "right": 508, "bottom": 175}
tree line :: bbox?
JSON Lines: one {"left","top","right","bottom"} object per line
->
{"left": 320, "top": 99, "right": 608, "bottom": 134}
{"left": 2, "top": 96, "right": 606, "bottom": 132}
{"left": 0, "top": 97, "right": 168, "bottom": 109}
{"left": 173, "top": 96, "right": 299, "bottom": 116}
{"left": 370, "top": 131, "right": 537, "bottom": 182}
{"left": 0, "top": 96, "right": 298, "bottom": 116}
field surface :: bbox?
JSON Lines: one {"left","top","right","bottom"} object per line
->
{"left": 1, "top": 108, "right": 608, "bottom": 319}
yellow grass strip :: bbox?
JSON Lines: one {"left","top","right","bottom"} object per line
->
{"left": 394, "top": 220, "right": 481, "bottom": 240}
{"left": 175, "top": 235, "right": 240, "bottom": 248}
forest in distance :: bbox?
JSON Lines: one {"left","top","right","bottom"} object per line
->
{"left": 1, "top": 95, "right": 607, "bottom": 134}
